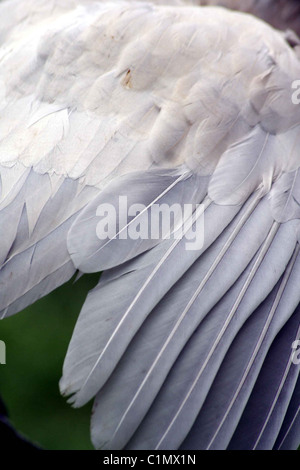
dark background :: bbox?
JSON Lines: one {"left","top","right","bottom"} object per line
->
{"left": 0, "top": 273, "right": 99, "bottom": 450}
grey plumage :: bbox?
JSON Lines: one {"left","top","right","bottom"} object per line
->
{"left": 0, "top": 0, "right": 300, "bottom": 450}
{"left": 227, "top": 304, "right": 300, "bottom": 450}
{"left": 274, "top": 373, "right": 300, "bottom": 450}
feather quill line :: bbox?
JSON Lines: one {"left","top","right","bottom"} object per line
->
{"left": 253, "top": 319, "right": 300, "bottom": 449}
{"left": 87, "top": 170, "right": 191, "bottom": 256}
{"left": 156, "top": 220, "right": 280, "bottom": 449}
{"left": 76, "top": 198, "right": 211, "bottom": 398}
{"left": 277, "top": 405, "right": 300, "bottom": 450}
{"left": 207, "top": 242, "right": 300, "bottom": 449}
{"left": 110, "top": 190, "right": 264, "bottom": 441}
{"left": 233, "top": 132, "right": 270, "bottom": 194}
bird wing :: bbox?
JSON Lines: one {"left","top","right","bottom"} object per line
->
{"left": 0, "top": 0, "right": 300, "bottom": 450}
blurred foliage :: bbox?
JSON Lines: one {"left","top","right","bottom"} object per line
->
{"left": 0, "top": 273, "right": 100, "bottom": 450}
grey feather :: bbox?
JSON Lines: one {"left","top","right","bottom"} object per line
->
{"left": 68, "top": 168, "right": 207, "bottom": 272}
{"left": 90, "top": 192, "right": 277, "bottom": 449}
{"left": 228, "top": 303, "right": 300, "bottom": 450}
{"left": 274, "top": 374, "right": 300, "bottom": 450}
{"left": 0, "top": 168, "right": 98, "bottom": 317}
{"left": 126, "top": 220, "right": 299, "bottom": 450}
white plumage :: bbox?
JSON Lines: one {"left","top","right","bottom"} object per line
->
{"left": 0, "top": 0, "right": 299, "bottom": 450}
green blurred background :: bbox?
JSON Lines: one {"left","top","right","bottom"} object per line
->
{"left": 0, "top": 273, "right": 100, "bottom": 450}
